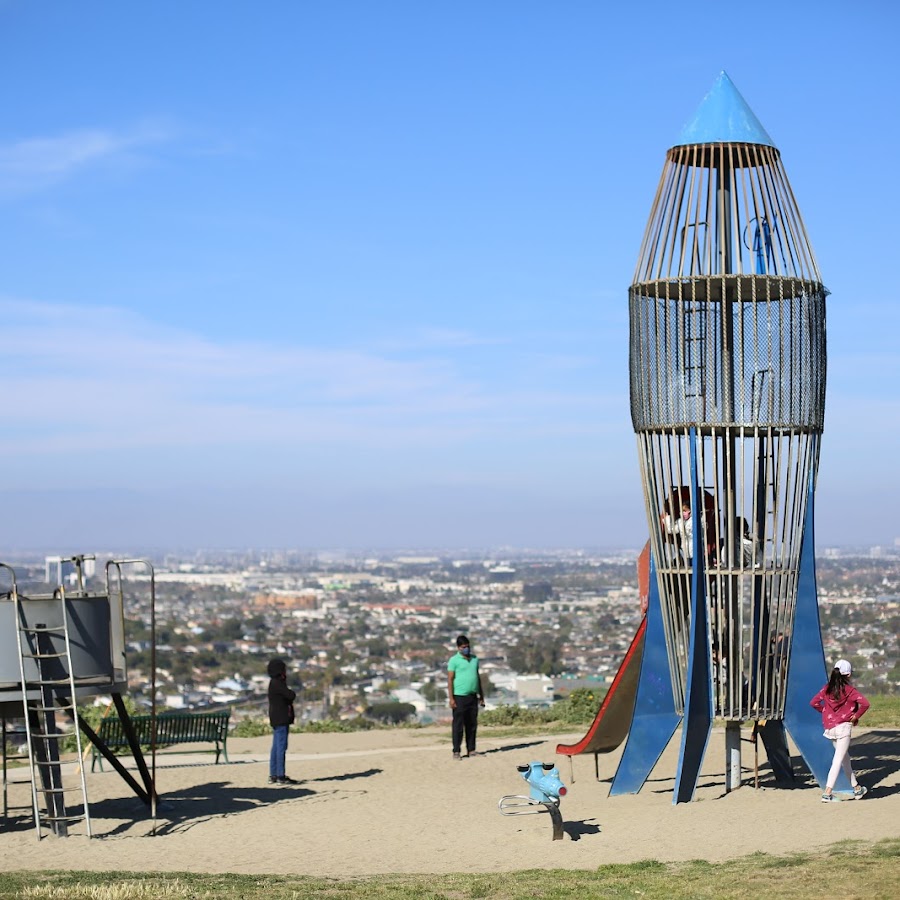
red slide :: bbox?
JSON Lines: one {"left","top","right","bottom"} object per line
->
{"left": 556, "top": 542, "right": 649, "bottom": 759}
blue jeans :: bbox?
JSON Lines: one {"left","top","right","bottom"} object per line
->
{"left": 270, "top": 724, "right": 289, "bottom": 778}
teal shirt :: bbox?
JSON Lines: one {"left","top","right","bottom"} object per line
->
{"left": 448, "top": 651, "right": 480, "bottom": 696}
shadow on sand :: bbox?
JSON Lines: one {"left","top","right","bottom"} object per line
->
{"left": 84, "top": 767, "right": 385, "bottom": 837}
{"left": 562, "top": 818, "right": 602, "bottom": 841}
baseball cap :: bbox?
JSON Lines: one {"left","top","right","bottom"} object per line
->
{"left": 834, "top": 659, "right": 852, "bottom": 676}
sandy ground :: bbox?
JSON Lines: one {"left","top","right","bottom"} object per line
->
{"left": 1, "top": 725, "right": 898, "bottom": 877}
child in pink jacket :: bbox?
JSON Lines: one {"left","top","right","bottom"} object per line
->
{"left": 810, "top": 659, "right": 870, "bottom": 802}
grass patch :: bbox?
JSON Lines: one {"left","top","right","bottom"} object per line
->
{"left": 2, "top": 840, "right": 899, "bottom": 899}
{"left": 863, "top": 694, "right": 900, "bottom": 728}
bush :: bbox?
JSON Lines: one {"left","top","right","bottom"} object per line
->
{"left": 558, "top": 687, "right": 605, "bottom": 725}
{"left": 299, "top": 717, "right": 375, "bottom": 733}
{"left": 480, "top": 704, "right": 556, "bottom": 726}
{"left": 479, "top": 689, "right": 606, "bottom": 729}
{"left": 231, "top": 717, "right": 271, "bottom": 738}
{"left": 365, "top": 701, "right": 417, "bottom": 724}
{"left": 62, "top": 697, "right": 143, "bottom": 753}
{"left": 232, "top": 715, "right": 379, "bottom": 735}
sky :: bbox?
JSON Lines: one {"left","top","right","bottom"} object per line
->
{"left": 1, "top": 1, "right": 898, "bottom": 552}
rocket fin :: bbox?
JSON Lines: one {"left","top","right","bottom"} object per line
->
{"left": 784, "top": 459, "right": 853, "bottom": 793}
{"left": 673, "top": 428, "right": 714, "bottom": 803}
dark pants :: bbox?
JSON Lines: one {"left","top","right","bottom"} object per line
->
{"left": 452, "top": 694, "right": 479, "bottom": 754}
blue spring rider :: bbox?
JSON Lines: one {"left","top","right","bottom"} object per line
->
{"left": 498, "top": 761, "right": 567, "bottom": 840}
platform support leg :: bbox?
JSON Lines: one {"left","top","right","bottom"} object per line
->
{"left": 725, "top": 720, "right": 742, "bottom": 792}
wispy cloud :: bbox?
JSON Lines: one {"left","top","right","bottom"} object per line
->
{"left": 0, "top": 121, "right": 173, "bottom": 193}
{"left": 0, "top": 297, "right": 607, "bottom": 461}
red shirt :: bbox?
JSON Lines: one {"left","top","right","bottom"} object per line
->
{"left": 810, "top": 684, "right": 870, "bottom": 730}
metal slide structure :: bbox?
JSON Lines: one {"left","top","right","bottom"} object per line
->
{"left": 555, "top": 544, "right": 650, "bottom": 780}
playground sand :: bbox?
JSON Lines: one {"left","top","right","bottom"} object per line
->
{"left": 1, "top": 725, "right": 898, "bottom": 877}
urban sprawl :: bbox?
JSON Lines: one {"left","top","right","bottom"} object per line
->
{"left": 12, "top": 547, "right": 900, "bottom": 722}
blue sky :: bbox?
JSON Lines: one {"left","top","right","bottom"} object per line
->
{"left": 1, "top": 1, "right": 898, "bottom": 551}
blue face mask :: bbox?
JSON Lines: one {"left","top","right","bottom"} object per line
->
{"left": 461, "top": 647, "right": 471, "bottom": 657}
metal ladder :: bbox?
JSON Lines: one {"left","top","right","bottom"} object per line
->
{"left": 14, "top": 582, "right": 92, "bottom": 838}
{"left": 682, "top": 299, "right": 708, "bottom": 417}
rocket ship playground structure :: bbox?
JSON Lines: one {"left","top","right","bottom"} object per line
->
{"left": 558, "top": 72, "right": 844, "bottom": 802}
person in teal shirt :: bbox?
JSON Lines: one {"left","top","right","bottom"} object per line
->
{"left": 447, "top": 634, "right": 484, "bottom": 759}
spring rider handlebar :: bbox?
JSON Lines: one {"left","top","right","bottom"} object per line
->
{"left": 498, "top": 761, "right": 567, "bottom": 840}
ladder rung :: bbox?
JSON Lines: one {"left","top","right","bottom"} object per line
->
{"left": 29, "top": 679, "right": 72, "bottom": 686}
{"left": 29, "top": 732, "right": 68, "bottom": 740}
{"left": 19, "top": 625, "right": 66, "bottom": 634}
{"left": 38, "top": 786, "right": 83, "bottom": 796}
{"left": 29, "top": 704, "right": 73, "bottom": 714}
{"left": 39, "top": 814, "right": 86, "bottom": 824}
{"left": 20, "top": 652, "right": 68, "bottom": 660}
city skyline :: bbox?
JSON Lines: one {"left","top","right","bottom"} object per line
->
{"left": 2, "top": 3, "right": 898, "bottom": 550}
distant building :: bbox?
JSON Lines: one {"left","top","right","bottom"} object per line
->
{"left": 252, "top": 592, "right": 319, "bottom": 610}
{"left": 515, "top": 674, "right": 555, "bottom": 703}
{"left": 488, "top": 566, "right": 516, "bottom": 584}
{"left": 391, "top": 687, "right": 428, "bottom": 714}
{"left": 523, "top": 581, "right": 553, "bottom": 603}
{"left": 553, "top": 675, "right": 610, "bottom": 694}
{"left": 44, "top": 555, "right": 95, "bottom": 584}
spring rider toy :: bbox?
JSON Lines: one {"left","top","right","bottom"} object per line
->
{"left": 498, "top": 761, "right": 567, "bottom": 840}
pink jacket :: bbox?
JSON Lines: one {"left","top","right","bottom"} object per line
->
{"left": 810, "top": 684, "right": 870, "bottom": 730}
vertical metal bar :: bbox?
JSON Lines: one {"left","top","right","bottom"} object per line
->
{"left": 105, "top": 559, "right": 158, "bottom": 831}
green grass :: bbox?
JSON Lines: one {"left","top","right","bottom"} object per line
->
{"left": 862, "top": 694, "right": 900, "bottom": 728}
{"left": 2, "top": 839, "right": 899, "bottom": 899}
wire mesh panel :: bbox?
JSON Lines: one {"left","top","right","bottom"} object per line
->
{"left": 630, "top": 278, "right": 826, "bottom": 431}
{"left": 629, "top": 140, "right": 827, "bottom": 721}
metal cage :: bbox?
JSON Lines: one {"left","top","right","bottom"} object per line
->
{"left": 630, "top": 137, "right": 827, "bottom": 721}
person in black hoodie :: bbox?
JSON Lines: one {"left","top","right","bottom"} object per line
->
{"left": 267, "top": 658, "right": 298, "bottom": 785}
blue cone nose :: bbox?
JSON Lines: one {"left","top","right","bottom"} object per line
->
{"left": 674, "top": 71, "right": 775, "bottom": 148}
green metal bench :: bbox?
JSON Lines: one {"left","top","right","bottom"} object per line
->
{"left": 90, "top": 710, "right": 231, "bottom": 771}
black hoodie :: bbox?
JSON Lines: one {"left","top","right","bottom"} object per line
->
{"left": 267, "top": 659, "right": 297, "bottom": 727}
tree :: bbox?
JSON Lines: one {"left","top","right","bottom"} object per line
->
{"left": 366, "top": 637, "right": 390, "bottom": 658}
{"left": 421, "top": 681, "right": 446, "bottom": 703}
{"left": 246, "top": 614, "right": 267, "bottom": 632}
{"left": 507, "top": 634, "right": 564, "bottom": 676}
{"left": 366, "top": 702, "right": 416, "bottom": 724}
{"left": 220, "top": 618, "right": 244, "bottom": 641}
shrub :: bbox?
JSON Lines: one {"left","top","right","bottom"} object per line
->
{"left": 480, "top": 690, "right": 605, "bottom": 728}
{"left": 480, "top": 704, "right": 556, "bottom": 726}
{"left": 299, "top": 717, "right": 375, "bottom": 733}
{"left": 231, "top": 717, "right": 271, "bottom": 738}
{"left": 365, "top": 701, "right": 417, "bottom": 724}
{"left": 232, "top": 715, "right": 381, "bottom": 735}
{"left": 558, "top": 687, "right": 605, "bottom": 725}
{"left": 62, "top": 697, "right": 143, "bottom": 753}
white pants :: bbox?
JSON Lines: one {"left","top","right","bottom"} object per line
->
{"left": 825, "top": 722, "right": 858, "bottom": 791}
